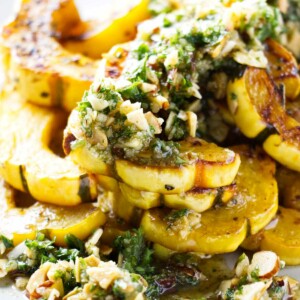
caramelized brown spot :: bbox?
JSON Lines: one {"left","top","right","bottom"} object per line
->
{"left": 63, "top": 132, "right": 76, "bottom": 155}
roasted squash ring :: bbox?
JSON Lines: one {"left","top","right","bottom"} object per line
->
{"left": 1, "top": 0, "right": 149, "bottom": 111}
{"left": 115, "top": 139, "right": 240, "bottom": 193}
{"left": 0, "top": 178, "right": 106, "bottom": 246}
{"left": 242, "top": 207, "right": 300, "bottom": 265}
{"left": 62, "top": 0, "right": 150, "bottom": 59}
{"left": 118, "top": 182, "right": 235, "bottom": 212}
{"left": 1, "top": 0, "right": 97, "bottom": 112}
{"left": 227, "top": 66, "right": 300, "bottom": 171}
{"left": 141, "top": 145, "right": 278, "bottom": 254}
{"left": 0, "top": 92, "right": 97, "bottom": 206}
{"left": 264, "top": 39, "right": 300, "bottom": 100}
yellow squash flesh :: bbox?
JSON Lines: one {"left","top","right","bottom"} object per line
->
{"left": 0, "top": 179, "right": 106, "bottom": 246}
{"left": 1, "top": 0, "right": 97, "bottom": 111}
{"left": 0, "top": 93, "right": 97, "bottom": 206}
{"left": 243, "top": 207, "right": 300, "bottom": 266}
{"left": 119, "top": 182, "right": 161, "bottom": 210}
{"left": 116, "top": 138, "right": 240, "bottom": 194}
{"left": 1, "top": 0, "right": 150, "bottom": 111}
{"left": 180, "top": 138, "right": 241, "bottom": 189}
{"left": 264, "top": 39, "right": 300, "bottom": 100}
{"left": 141, "top": 145, "right": 278, "bottom": 254}
{"left": 115, "top": 159, "right": 196, "bottom": 194}
{"left": 261, "top": 207, "right": 300, "bottom": 265}
{"left": 163, "top": 185, "right": 236, "bottom": 213}
{"left": 227, "top": 67, "right": 300, "bottom": 171}
{"left": 62, "top": 0, "right": 150, "bottom": 59}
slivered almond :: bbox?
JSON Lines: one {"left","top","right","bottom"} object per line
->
{"left": 249, "top": 251, "right": 280, "bottom": 279}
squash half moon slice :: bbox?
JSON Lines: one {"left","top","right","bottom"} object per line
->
{"left": 116, "top": 138, "right": 240, "bottom": 194}
{"left": 141, "top": 145, "right": 278, "bottom": 254}
{"left": 0, "top": 179, "right": 106, "bottom": 246}
{"left": 0, "top": 93, "right": 97, "bottom": 206}
{"left": 227, "top": 67, "right": 300, "bottom": 171}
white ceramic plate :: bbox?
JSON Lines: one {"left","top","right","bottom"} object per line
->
{"left": 0, "top": 1, "right": 299, "bottom": 298}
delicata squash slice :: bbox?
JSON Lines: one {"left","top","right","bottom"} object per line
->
{"left": 118, "top": 181, "right": 235, "bottom": 212}
{"left": 242, "top": 207, "right": 300, "bottom": 265}
{"left": 1, "top": 0, "right": 96, "bottom": 112}
{"left": 115, "top": 138, "right": 240, "bottom": 193}
{"left": 227, "top": 66, "right": 300, "bottom": 171}
{"left": 0, "top": 92, "right": 97, "bottom": 206}
{"left": 0, "top": 0, "right": 149, "bottom": 111}
{"left": 62, "top": 0, "right": 150, "bottom": 59}
{"left": 264, "top": 39, "right": 300, "bottom": 100}
{"left": 0, "top": 178, "right": 106, "bottom": 246}
{"left": 141, "top": 145, "right": 278, "bottom": 254}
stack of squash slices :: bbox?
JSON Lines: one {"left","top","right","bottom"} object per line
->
{"left": 1, "top": 0, "right": 300, "bottom": 298}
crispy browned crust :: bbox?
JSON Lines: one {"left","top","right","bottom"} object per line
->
{"left": 245, "top": 67, "right": 300, "bottom": 147}
{"left": 265, "top": 39, "right": 299, "bottom": 81}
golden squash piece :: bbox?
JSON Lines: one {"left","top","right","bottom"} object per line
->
{"left": 264, "top": 39, "right": 300, "bottom": 100}
{"left": 230, "top": 145, "right": 278, "bottom": 235}
{"left": 163, "top": 185, "right": 236, "bottom": 213}
{"left": 242, "top": 208, "right": 300, "bottom": 265}
{"left": 241, "top": 232, "right": 263, "bottom": 252}
{"left": 141, "top": 208, "right": 247, "bottom": 254}
{"left": 276, "top": 166, "right": 300, "bottom": 210}
{"left": 119, "top": 182, "right": 161, "bottom": 210}
{"left": 0, "top": 93, "right": 97, "bottom": 206}
{"left": 113, "top": 190, "right": 143, "bottom": 225}
{"left": 68, "top": 140, "right": 113, "bottom": 177}
{"left": 141, "top": 145, "right": 278, "bottom": 254}
{"left": 96, "top": 175, "right": 119, "bottom": 192}
{"left": 62, "top": 0, "right": 150, "bottom": 59}
{"left": 261, "top": 207, "right": 300, "bottom": 265}
{"left": 0, "top": 179, "right": 106, "bottom": 246}
{"left": 63, "top": 110, "right": 113, "bottom": 176}
{"left": 227, "top": 67, "right": 300, "bottom": 171}
{"left": 116, "top": 138, "right": 240, "bottom": 194}
{"left": 115, "top": 159, "right": 196, "bottom": 194}
{"left": 1, "top": 0, "right": 97, "bottom": 112}
{"left": 180, "top": 138, "right": 241, "bottom": 189}
{"left": 118, "top": 181, "right": 235, "bottom": 212}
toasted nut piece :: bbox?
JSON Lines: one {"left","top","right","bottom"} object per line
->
{"left": 235, "top": 253, "right": 250, "bottom": 277}
{"left": 26, "top": 263, "right": 53, "bottom": 295}
{"left": 234, "top": 281, "right": 271, "bottom": 300}
{"left": 249, "top": 251, "right": 280, "bottom": 279}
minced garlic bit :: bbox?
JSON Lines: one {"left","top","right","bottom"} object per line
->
{"left": 65, "top": 0, "right": 284, "bottom": 166}
{"left": 26, "top": 255, "right": 147, "bottom": 300}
